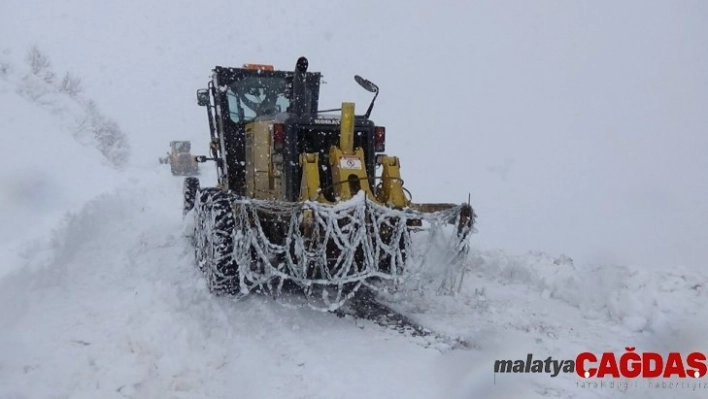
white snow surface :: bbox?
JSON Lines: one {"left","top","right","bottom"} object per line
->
{"left": 2, "top": 2, "right": 708, "bottom": 398}
{"left": 2, "top": 166, "right": 707, "bottom": 398}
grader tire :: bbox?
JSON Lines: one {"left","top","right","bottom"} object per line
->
{"left": 194, "top": 189, "right": 239, "bottom": 294}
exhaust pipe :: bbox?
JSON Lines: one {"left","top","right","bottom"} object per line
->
{"left": 292, "top": 56, "right": 309, "bottom": 116}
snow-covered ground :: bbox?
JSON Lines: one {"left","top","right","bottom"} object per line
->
{"left": 2, "top": 46, "right": 708, "bottom": 399}
{"left": 2, "top": 2, "right": 708, "bottom": 398}
{"left": 2, "top": 169, "right": 707, "bottom": 398}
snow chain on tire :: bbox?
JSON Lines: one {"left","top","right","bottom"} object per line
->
{"left": 193, "top": 188, "right": 239, "bottom": 294}
{"left": 193, "top": 189, "right": 473, "bottom": 310}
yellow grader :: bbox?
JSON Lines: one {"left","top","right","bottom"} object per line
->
{"left": 184, "top": 57, "right": 474, "bottom": 310}
{"left": 158, "top": 140, "right": 199, "bottom": 176}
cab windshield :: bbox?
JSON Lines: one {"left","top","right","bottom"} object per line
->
{"left": 226, "top": 76, "right": 290, "bottom": 123}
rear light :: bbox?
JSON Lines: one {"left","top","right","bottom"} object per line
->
{"left": 273, "top": 123, "right": 285, "bottom": 151}
{"left": 243, "top": 63, "right": 274, "bottom": 71}
{"left": 374, "top": 126, "right": 386, "bottom": 152}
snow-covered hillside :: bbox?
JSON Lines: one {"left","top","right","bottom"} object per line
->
{"left": 0, "top": 48, "right": 128, "bottom": 277}
{"left": 2, "top": 1, "right": 708, "bottom": 398}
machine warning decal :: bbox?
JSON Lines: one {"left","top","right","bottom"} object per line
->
{"left": 340, "top": 156, "right": 362, "bottom": 170}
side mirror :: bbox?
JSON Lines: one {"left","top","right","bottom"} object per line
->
{"left": 196, "top": 89, "right": 209, "bottom": 107}
{"left": 355, "top": 75, "right": 380, "bottom": 119}
{"left": 194, "top": 155, "right": 208, "bottom": 163}
{"left": 354, "top": 75, "right": 379, "bottom": 93}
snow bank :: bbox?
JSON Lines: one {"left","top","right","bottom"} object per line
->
{"left": 0, "top": 47, "right": 130, "bottom": 277}
{"left": 377, "top": 247, "right": 708, "bottom": 398}
{"left": 465, "top": 249, "right": 708, "bottom": 334}
{"left": 468, "top": 249, "right": 579, "bottom": 304}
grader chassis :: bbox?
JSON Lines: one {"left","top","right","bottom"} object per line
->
{"left": 184, "top": 57, "right": 475, "bottom": 314}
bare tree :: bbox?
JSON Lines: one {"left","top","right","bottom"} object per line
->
{"left": 25, "top": 45, "right": 50, "bottom": 75}
{"left": 25, "top": 45, "right": 54, "bottom": 83}
{"left": 59, "top": 72, "right": 83, "bottom": 97}
{"left": 85, "top": 100, "right": 130, "bottom": 167}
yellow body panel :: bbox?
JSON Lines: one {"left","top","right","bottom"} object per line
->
{"left": 328, "top": 146, "right": 373, "bottom": 201}
{"left": 299, "top": 152, "right": 325, "bottom": 202}
{"left": 339, "top": 102, "right": 355, "bottom": 155}
{"left": 375, "top": 155, "right": 408, "bottom": 208}
{"left": 245, "top": 121, "right": 282, "bottom": 199}
{"left": 236, "top": 102, "right": 460, "bottom": 216}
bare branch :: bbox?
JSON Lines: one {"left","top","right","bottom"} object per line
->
{"left": 59, "top": 72, "right": 83, "bottom": 97}
{"left": 25, "top": 45, "right": 51, "bottom": 75}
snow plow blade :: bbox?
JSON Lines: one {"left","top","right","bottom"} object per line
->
{"left": 193, "top": 190, "right": 474, "bottom": 310}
